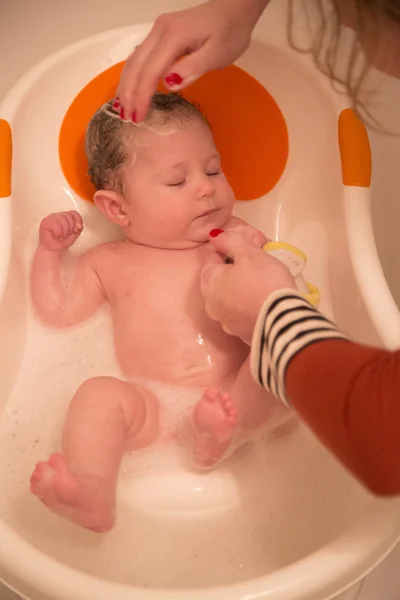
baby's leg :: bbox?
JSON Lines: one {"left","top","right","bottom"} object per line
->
{"left": 193, "top": 359, "right": 287, "bottom": 468}
{"left": 30, "top": 377, "right": 158, "bottom": 532}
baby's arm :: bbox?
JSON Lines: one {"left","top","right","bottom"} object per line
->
{"left": 225, "top": 216, "right": 269, "bottom": 247}
{"left": 31, "top": 211, "right": 105, "bottom": 327}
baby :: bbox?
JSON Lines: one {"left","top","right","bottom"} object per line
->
{"left": 29, "top": 93, "right": 283, "bottom": 532}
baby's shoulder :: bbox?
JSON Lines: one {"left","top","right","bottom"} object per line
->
{"left": 83, "top": 240, "right": 127, "bottom": 268}
{"left": 90, "top": 240, "right": 125, "bottom": 256}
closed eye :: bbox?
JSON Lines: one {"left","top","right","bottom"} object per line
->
{"left": 167, "top": 180, "right": 185, "bottom": 187}
{"left": 207, "top": 170, "right": 220, "bottom": 177}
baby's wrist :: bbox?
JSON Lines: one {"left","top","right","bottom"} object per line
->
{"left": 37, "top": 244, "right": 64, "bottom": 254}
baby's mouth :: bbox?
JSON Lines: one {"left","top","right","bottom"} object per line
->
{"left": 198, "top": 209, "right": 217, "bottom": 218}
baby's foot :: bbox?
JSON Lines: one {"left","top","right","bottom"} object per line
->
{"left": 192, "top": 388, "right": 238, "bottom": 468}
{"left": 30, "top": 453, "right": 114, "bottom": 533}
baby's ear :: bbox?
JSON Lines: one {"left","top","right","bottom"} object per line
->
{"left": 94, "top": 190, "right": 130, "bottom": 227}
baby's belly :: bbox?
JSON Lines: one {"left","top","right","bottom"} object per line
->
{"left": 113, "top": 321, "right": 249, "bottom": 387}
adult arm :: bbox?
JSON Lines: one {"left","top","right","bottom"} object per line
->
{"left": 251, "top": 290, "right": 400, "bottom": 495}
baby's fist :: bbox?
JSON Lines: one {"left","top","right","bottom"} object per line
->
{"left": 39, "top": 211, "right": 83, "bottom": 251}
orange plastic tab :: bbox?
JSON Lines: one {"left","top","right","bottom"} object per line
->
{"left": 59, "top": 62, "right": 289, "bottom": 202}
{"left": 338, "top": 109, "right": 371, "bottom": 188}
{"left": 0, "top": 119, "right": 12, "bottom": 197}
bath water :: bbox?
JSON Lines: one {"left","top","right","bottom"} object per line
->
{"left": 0, "top": 226, "right": 371, "bottom": 589}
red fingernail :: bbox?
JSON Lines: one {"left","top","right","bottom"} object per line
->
{"left": 120, "top": 106, "right": 125, "bottom": 120}
{"left": 210, "top": 229, "right": 224, "bottom": 238}
{"left": 165, "top": 73, "right": 183, "bottom": 87}
{"left": 112, "top": 97, "right": 120, "bottom": 110}
{"left": 131, "top": 112, "right": 137, "bottom": 123}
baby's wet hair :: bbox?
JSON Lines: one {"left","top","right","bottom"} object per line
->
{"left": 85, "top": 92, "right": 207, "bottom": 192}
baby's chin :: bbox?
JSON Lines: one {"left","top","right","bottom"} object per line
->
{"left": 157, "top": 234, "right": 212, "bottom": 250}
{"left": 192, "top": 215, "right": 228, "bottom": 239}
{"left": 130, "top": 218, "right": 228, "bottom": 249}
{"left": 170, "top": 235, "right": 210, "bottom": 249}
{"left": 138, "top": 237, "right": 208, "bottom": 250}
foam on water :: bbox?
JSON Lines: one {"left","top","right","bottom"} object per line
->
{"left": 0, "top": 224, "right": 372, "bottom": 589}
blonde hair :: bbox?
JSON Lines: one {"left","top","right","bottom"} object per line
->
{"left": 85, "top": 92, "right": 206, "bottom": 191}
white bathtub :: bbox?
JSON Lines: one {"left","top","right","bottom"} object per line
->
{"left": 0, "top": 4, "right": 400, "bottom": 600}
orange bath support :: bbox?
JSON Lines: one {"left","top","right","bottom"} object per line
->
{"left": 59, "top": 63, "right": 289, "bottom": 203}
{"left": 0, "top": 119, "right": 12, "bottom": 198}
{"left": 338, "top": 108, "right": 372, "bottom": 188}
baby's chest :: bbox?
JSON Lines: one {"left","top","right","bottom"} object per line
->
{"left": 106, "top": 263, "right": 202, "bottom": 309}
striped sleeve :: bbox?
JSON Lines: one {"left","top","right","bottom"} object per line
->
{"left": 250, "top": 289, "right": 348, "bottom": 406}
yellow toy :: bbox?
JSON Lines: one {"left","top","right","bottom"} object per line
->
{"left": 263, "top": 241, "right": 320, "bottom": 307}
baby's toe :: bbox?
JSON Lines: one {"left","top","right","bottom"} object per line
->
{"left": 220, "top": 391, "right": 232, "bottom": 403}
{"left": 30, "top": 461, "right": 47, "bottom": 484}
{"left": 48, "top": 453, "right": 66, "bottom": 471}
{"left": 229, "top": 406, "right": 238, "bottom": 418}
{"left": 204, "top": 387, "right": 219, "bottom": 403}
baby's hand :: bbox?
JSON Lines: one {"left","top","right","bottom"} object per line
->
{"left": 39, "top": 211, "right": 83, "bottom": 251}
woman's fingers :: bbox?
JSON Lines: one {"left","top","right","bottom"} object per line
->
{"left": 115, "top": 0, "right": 252, "bottom": 122}
{"left": 117, "top": 11, "right": 204, "bottom": 121}
{"left": 201, "top": 258, "right": 224, "bottom": 297}
{"left": 117, "top": 19, "right": 164, "bottom": 118}
{"left": 209, "top": 230, "right": 258, "bottom": 263}
{"left": 201, "top": 249, "right": 225, "bottom": 293}
{"left": 204, "top": 248, "right": 225, "bottom": 267}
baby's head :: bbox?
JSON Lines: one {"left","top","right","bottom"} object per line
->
{"left": 85, "top": 93, "right": 234, "bottom": 249}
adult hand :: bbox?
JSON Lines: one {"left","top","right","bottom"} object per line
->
{"left": 116, "top": 0, "right": 270, "bottom": 122}
{"left": 201, "top": 231, "right": 296, "bottom": 344}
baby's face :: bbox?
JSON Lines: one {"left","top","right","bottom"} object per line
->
{"left": 121, "top": 120, "right": 235, "bottom": 249}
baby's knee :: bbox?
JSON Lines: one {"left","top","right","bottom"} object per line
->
{"left": 125, "top": 385, "right": 160, "bottom": 449}
{"left": 72, "top": 376, "right": 128, "bottom": 409}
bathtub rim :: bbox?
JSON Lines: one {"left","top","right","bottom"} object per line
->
{"left": 0, "top": 22, "right": 400, "bottom": 600}
{"left": 0, "top": 496, "right": 399, "bottom": 600}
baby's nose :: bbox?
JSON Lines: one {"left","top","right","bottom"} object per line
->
{"left": 198, "top": 175, "right": 215, "bottom": 198}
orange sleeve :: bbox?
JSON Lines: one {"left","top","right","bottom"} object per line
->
{"left": 286, "top": 339, "right": 400, "bottom": 495}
